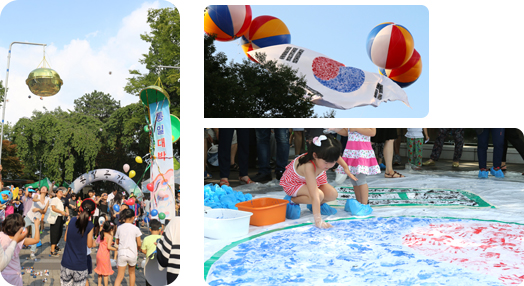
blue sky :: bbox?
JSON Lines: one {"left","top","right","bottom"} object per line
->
{"left": 210, "top": 5, "right": 429, "bottom": 118}
{"left": 0, "top": 0, "right": 174, "bottom": 125}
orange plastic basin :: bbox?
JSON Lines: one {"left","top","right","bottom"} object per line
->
{"left": 236, "top": 198, "right": 289, "bottom": 226}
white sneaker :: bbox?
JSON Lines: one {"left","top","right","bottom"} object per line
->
{"left": 30, "top": 253, "right": 36, "bottom": 260}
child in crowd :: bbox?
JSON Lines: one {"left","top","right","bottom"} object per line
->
{"left": 280, "top": 134, "right": 356, "bottom": 229}
{"left": 335, "top": 128, "right": 381, "bottom": 216}
{"left": 405, "top": 128, "right": 429, "bottom": 170}
{"left": 60, "top": 199, "right": 95, "bottom": 286}
{"left": 95, "top": 221, "right": 118, "bottom": 286}
{"left": 141, "top": 219, "right": 162, "bottom": 286}
{"left": 114, "top": 209, "right": 142, "bottom": 286}
{"left": 0, "top": 214, "right": 41, "bottom": 286}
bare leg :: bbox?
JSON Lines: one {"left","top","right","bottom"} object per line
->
{"left": 98, "top": 275, "right": 102, "bottom": 286}
{"left": 294, "top": 131, "right": 304, "bottom": 155}
{"left": 128, "top": 265, "right": 136, "bottom": 286}
{"left": 353, "top": 184, "right": 369, "bottom": 205}
{"left": 384, "top": 139, "right": 394, "bottom": 175}
{"left": 318, "top": 184, "right": 338, "bottom": 204}
{"left": 114, "top": 266, "right": 126, "bottom": 286}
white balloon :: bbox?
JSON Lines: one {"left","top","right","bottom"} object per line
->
{"left": 123, "top": 164, "right": 130, "bottom": 173}
{"left": 98, "top": 217, "right": 106, "bottom": 225}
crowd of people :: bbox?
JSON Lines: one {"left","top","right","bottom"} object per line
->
{"left": 205, "top": 128, "right": 524, "bottom": 184}
{"left": 204, "top": 128, "right": 524, "bottom": 230}
{"left": 0, "top": 183, "right": 180, "bottom": 286}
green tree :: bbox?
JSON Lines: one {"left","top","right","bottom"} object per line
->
{"left": 1, "top": 139, "right": 24, "bottom": 179}
{"left": 204, "top": 35, "right": 314, "bottom": 118}
{"left": 125, "top": 7, "right": 180, "bottom": 117}
{"left": 12, "top": 108, "right": 103, "bottom": 183}
{"left": 74, "top": 90, "right": 121, "bottom": 123}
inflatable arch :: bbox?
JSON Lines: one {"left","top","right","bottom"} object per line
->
{"left": 70, "top": 169, "right": 143, "bottom": 201}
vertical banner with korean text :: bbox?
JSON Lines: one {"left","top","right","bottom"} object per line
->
{"left": 149, "top": 98, "right": 176, "bottom": 220}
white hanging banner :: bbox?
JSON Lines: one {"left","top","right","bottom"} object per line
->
{"left": 248, "top": 44, "right": 410, "bottom": 110}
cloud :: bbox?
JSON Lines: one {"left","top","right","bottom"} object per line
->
{"left": 0, "top": 1, "right": 162, "bottom": 124}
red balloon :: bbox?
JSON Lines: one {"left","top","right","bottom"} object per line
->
{"left": 147, "top": 183, "right": 154, "bottom": 192}
{"left": 126, "top": 198, "right": 135, "bottom": 206}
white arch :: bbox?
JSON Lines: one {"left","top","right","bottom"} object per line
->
{"left": 70, "top": 169, "right": 143, "bottom": 200}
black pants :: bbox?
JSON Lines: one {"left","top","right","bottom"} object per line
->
{"left": 218, "top": 128, "right": 250, "bottom": 178}
{"left": 502, "top": 128, "right": 524, "bottom": 162}
{"left": 50, "top": 216, "right": 64, "bottom": 245}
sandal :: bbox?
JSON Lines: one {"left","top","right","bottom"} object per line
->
{"left": 385, "top": 171, "right": 405, "bottom": 178}
{"left": 501, "top": 164, "right": 507, "bottom": 171}
{"left": 230, "top": 163, "right": 240, "bottom": 171}
{"left": 239, "top": 176, "right": 254, "bottom": 185}
{"left": 219, "top": 179, "right": 230, "bottom": 187}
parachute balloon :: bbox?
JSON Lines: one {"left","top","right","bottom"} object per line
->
{"left": 379, "top": 49, "right": 422, "bottom": 88}
{"left": 366, "top": 22, "right": 414, "bottom": 69}
{"left": 129, "top": 170, "right": 136, "bottom": 178}
{"left": 151, "top": 209, "right": 158, "bottom": 217}
{"left": 123, "top": 164, "right": 130, "bottom": 173}
{"left": 241, "top": 15, "right": 291, "bottom": 61}
{"left": 204, "top": 5, "right": 252, "bottom": 42}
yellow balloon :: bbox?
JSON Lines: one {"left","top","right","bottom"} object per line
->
{"left": 135, "top": 156, "right": 143, "bottom": 164}
{"left": 172, "top": 135, "right": 175, "bottom": 142}
{"left": 129, "top": 170, "right": 136, "bottom": 178}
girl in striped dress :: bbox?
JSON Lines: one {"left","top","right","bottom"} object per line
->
{"left": 280, "top": 134, "right": 357, "bottom": 229}
{"left": 335, "top": 128, "right": 380, "bottom": 216}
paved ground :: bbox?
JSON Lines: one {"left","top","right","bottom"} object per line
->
{"left": 204, "top": 151, "right": 524, "bottom": 188}
{"left": 17, "top": 223, "right": 153, "bottom": 286}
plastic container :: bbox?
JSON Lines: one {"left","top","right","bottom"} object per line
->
{"left": 236, "top": 198, "right": 288, "bottom": 226}
{"left": 204, "top": 208, "right": 253, "bottom": 240}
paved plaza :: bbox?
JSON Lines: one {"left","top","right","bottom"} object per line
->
{"left": 14, "top": 223, "right": 154, "bottom": 286}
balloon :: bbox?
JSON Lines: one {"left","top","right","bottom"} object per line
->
{"left": 158, "top": 212, "right": 166, "bottom": 220}
{"left": 146, "top": 183, "right": 154, "bottom": 192}
{"left": 135, "top": 156, "right": 143, "bottom": 164}
{"left": 126, "top": 198, "right": 135, "bottom": 206}
{"left": 379, "top": 49, "right": 422, "bottom": 88}
{"left": 241, "top": 15, "right": 291, "bottom": 62}
{"left": 0, "top": 190, "right": 12, "bottom": 204}
{"left": 129, "top": 170, "right": 136, "bottom": 178}
{"left": 12, "top": 187, "right": 19, "bottom": 200}
{"left": 113, "top": 204, "right": 120, "bottom": 212}
{"left": 123, "top": 164, "right": 130, "bottom": 173}
{"left": 151, "top": 209, "right": 158, "bottom": 216}
{"left": 366, "top": 22, "right": 414, "bottom": 69}
{"left": 98, "top": 217, "right": 106, "bottom": 225}
{"left": 248, "top": 44, "right": 410, "bottom": 110}
{"left": 144, "top": 125, "right": 149, "bottom": 133}
{"left": 204, "top": 5, "right": 252, "bottom": 42}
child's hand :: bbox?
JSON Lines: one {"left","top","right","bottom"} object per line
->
{"left": 34, "top": 218, "right": 40, "bottom": 226}
{"left": 313, "top": 214, "right": 333, "bottom": 229}
{"left": 13, "top": 227, "right": 28, "bottom": 243}
{"left": 348, "top": 173, "right": 358, "bottom": 181}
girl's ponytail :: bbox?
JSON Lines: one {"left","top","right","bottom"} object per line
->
{"left": 76, "top": 199, "right": 96, "bottom": 236}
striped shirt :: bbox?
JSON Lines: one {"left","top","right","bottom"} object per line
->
{"left": 157, "top": 216, "right": 180, "bottom": 284}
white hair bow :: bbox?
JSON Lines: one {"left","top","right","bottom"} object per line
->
{"left": 312, "top": 135, "right": 327, "bottom": 147}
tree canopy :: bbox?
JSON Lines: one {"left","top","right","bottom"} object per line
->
{"left": 125, "top": 7, "right": 180, "bottom": 117}
{"left": 204, "top": 35, "right": 315, "bottom": 118}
